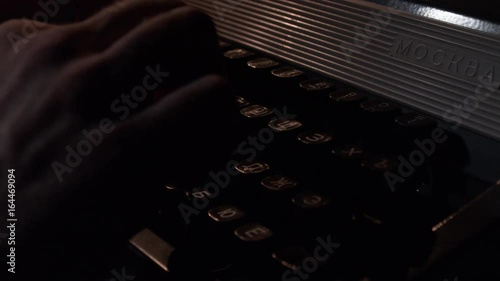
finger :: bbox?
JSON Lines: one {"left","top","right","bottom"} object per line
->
{"left": 73, "top": 0, "right": 184, "bottom": 53}
{"left": 113, "top": 74, "right": 236, "bottom": 185}
{"left": 119, "top": 74, "right": 229, "bottom": 135}
{"left": 0, "top": 18, "right": 55, "bottom": 54}
{"left": 99, "top": 4, "right": 224, "bottom": 81}
{"left": 59, "top": 5, "right": 223, "bottom": 120}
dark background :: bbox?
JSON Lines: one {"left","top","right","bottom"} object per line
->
{"left": 0, "top": 0, "right": 113, "bottom": 23}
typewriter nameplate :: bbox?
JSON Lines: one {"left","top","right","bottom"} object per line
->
{"left": 390, "top": 35, "right": 500, "bottom": 86}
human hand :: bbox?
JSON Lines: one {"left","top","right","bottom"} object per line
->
{"left": 0, "top": 0, "right": 233, "bottom": 278}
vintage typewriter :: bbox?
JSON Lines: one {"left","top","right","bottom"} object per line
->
{"left": 103, "top": 1, "right": 500, "bottom": 281}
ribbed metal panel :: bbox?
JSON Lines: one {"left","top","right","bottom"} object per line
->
{"left": 185, "top": 0, "right": 500, "bottom": 141}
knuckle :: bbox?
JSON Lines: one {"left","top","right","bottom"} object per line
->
{"left": 24, "top": 26, "right": 77, "bottom": 57}
{"left": 0, "top": 19, "right": 25, "bottom": 42}
{"left": 180, "top": 6, "right": 214, "bottom": 26}
{"left": 132, "top": 0, "right": 184, "bottom": 9}
{"left": 0, "top": 19, "right": 25, "bottom": 33}
{"left": 99, "top": 0, "right": 183, "bottom": 17}
{"left": 145, "top": 0, "right": 184, "bottom": 8}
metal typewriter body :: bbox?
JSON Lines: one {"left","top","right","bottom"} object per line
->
{"left": 185, "top": 0, "right": 500, "bottom": 142}
{"left": 182, "top": 0, "right": 500, "bottom": 278}
{"left": 119, "top": 1, "right": 500, "bottom": 280}
{"left": 185, "top": 0, "right": 500, "bottom": 185}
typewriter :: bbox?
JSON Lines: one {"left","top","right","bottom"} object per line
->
{"left": 104, "top": 1, "right": 500, "bottom": 281}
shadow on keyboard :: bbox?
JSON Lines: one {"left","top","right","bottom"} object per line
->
{"left": 113, "top": 42, "right": 496, "bottom": 281}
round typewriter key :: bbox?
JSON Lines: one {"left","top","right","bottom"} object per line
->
{"left": 328, "top": 90, "right": 366, "bottom": 135}
{"left": 224, "top": 48, "right": 255, "bottom": 59}
{"left": 208, "top": 205, "right": 245, "bottom": 223}
{"left": 240, "top": 105, "right": 273, "bottom": 118}
{"left": 394, "top": 113, "right": 438, "bottom": 154}
{"left": 218, "top": 40, "right": 232, "bottom": 49}
{"left": 266, "top": 118, "right": 304, "bottom": 158}
{"left": 297, "top": 78, "right": 334, "bottom": 121}
{"left": 234, "top": 223, "right": 273, "bottom": 242}
{"left": 359, "top": 154, "right": 400, "bottom": 194}
{"left": 361, "top": 99, "right": 399, "bottom": 113}
{"left": 234, "top": 95, "right": 250, "bottom": 108}
{"left": 360, "top": 100, "right": 401, "bottom": 146}
{"left": 243, "top": 58, "right": 282, "bottom": 104}
{"left": 361, "top": 154, "right": 398, "bottom": 172}
{"left": 299, "top": 78, "right": 333, "bottom": 91}
{"left": 271, "top": 66, "right": 304, "bottom": 78}
{"left": 297, "top": 131, "right": 333, "bottom": 144}
{"left": 268, "top": 67, "right": 306, "bottom": 114}
{"left": 161, "top": 184, "right": 187, "bottom": 203}
{"left": 261, "top": 175, "right": 298, "bottom": 191}
{"left": 296, "top": 130, "right": 333, "bottom": 157}
{"left": 224, "top": 49, "right": 257, "bottom": 99}
{"left": 164, "top": 184, "right": 178, "bottom": 190}
{"left": 294, "top": 131, "right": 335, "bottom": 178}
{"left": 235, "top": 161, "right": 270, "bottom": 174}
{"left": 292, "top": 192, "right": 330, "bottom": 208}
{"left": 329, "top": 89, "right": 365, "bottom": 103}
{"left": 247, "top": 57, "right": 280, "bottom": 69}
{"left": 185, "top": 188, "right": 217, "bottom": 200}
{"left": 239, "top": 105, "right": 274, "bottom": 133}
{"left": 330, "top": 145, "right": 366, "bottom": 185}
{"left": 272, "top": 245, "right": 311, "bottom": 271}
{"left": 395, "top": 113, "right": 435, "bottom": 128}
{"left": 332, "top": 144, "right": 364, "bottom": 159}
{"left": 182, "top": 188, "right": 218, "bottom": 210}
{"left": 268, "top": 118, "right": 303, "bottom": 132}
